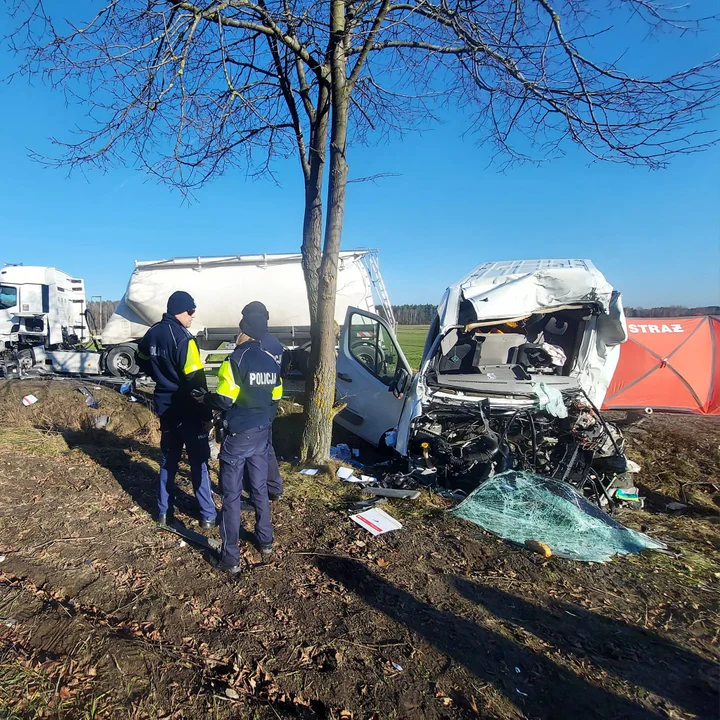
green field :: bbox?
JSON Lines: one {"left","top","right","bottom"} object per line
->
{"left": 396, "top": 324, "right": 429, "bottom": 369}
{"left": 206, "top": 326, "right": 430, "bottom": 373}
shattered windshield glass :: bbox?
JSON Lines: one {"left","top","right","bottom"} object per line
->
{"left": 450, "top": 470, "right": 666, "bottom": 562}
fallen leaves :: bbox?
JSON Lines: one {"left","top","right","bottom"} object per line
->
{"left": 297, "top": 643, "right": 341, "bottom": 671}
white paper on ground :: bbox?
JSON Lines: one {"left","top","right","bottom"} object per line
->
{"left": 351, "top": 508, "right": 403, "bottom": 536}
{"left": 336, "top": 467, "right": 355, "bottom": 480}
{"left": 300, "top": 468, "right": 319, "bottom": 476}
{"left": 21, "top": 395, "right": 38, "bottom": 406}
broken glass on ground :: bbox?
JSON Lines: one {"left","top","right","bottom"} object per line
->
{"left": 450, "top": 470, "right": 667, "bottom": 562}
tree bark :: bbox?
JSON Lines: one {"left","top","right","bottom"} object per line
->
{"left": 299, "top": 0, "right": 350, "bottom": 463}
{"left": 300, "top": 83, "right": 330, "bottom": 328}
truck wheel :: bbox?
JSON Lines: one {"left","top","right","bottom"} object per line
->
{"left": 294, "top": 347, "right": 310, "bottom": 376}
{"left": 351, "top": 341, "right": 383, "bottom": 372}
{"left": 17, "top": 349, "right": 34, "bottom": 371}
{"left": 105, "top": 344, "right": 139, "bottom": 377}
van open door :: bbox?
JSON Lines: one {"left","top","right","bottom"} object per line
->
{"left": 335, "top": 307, "right": 413, "bottom": 446}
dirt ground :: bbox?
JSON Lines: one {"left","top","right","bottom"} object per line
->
{"left": 0, "top": 379, "right": 718, "bottom": 719}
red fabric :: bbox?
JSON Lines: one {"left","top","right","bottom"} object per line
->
{"left": 604, "top": 316, "right": 719, "bottom": 415}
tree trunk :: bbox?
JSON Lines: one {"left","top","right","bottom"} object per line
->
{"left": 300, "top": 84, "right": 330, "bottom": 328}
{"left": 299, "top": 0, "right": 350, "bottom": 463}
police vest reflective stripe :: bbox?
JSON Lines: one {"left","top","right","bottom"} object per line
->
{"left": 216, "top": 360, "right": 240, "bottom": 401}
{"left": 182, "top": 338, "right": 204, "bottom": 375}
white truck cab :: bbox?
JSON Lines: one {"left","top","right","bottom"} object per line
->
{"left": 0, "top": 265, "right": 95, "bottom": 373}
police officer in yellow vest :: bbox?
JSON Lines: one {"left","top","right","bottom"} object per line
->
{"left": 135, "top": 291, "right": 216, "bottom": 528}
{"left": 202, "top": 310, "right": 282, "bottom": 574}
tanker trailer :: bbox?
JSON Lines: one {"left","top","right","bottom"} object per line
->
{"left": 101, "top": 250, "right": 394, "bottom": 376}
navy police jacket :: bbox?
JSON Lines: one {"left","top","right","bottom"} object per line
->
{"left": 135, "top": 314, "right": 208, "bottom": 420}
{"left": 205, "top": 340, "right": 282, "bottom": 434}
{"left": 259, "top": 331, "right": 285, "bottom": 420}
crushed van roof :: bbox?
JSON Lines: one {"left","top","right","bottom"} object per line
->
{"left": 439, "top": 258, "right": 616, "bottom": 332}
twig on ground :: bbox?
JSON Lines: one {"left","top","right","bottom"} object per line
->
{"left": 336, "top": 638, "right": 409, "bottom": 650}
{"left": 293, "top": 551, "right": 369, "bottom": 561}
{"left": 28, "top": 536, "right": 97, "bottom": 552}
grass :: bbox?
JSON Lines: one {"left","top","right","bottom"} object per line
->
{"left": 396, "top": 325, "right": 430, "bottom": 370}
{"left": 204, "top": 326, "right": 431, "bottom": 375}
{"left": 0, "top": 427, "right": 68, "bottom": 457}
{"left": 0, "top": 646, "right": 111, "bottom": 720}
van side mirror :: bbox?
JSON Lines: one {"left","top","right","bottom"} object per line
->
{"left": 389, "top": 366, "right": 410, "bottom": 398}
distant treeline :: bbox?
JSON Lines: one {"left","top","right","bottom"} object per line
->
{"left": 393, "top": 304, "right": 719, "bottom": 325}
{"left": 392, "top": 304, "right": 436, "bottom": 325}
{"left": 85, "top": 301, "right": 718, "bottom": 332}
{"left": 624, "top": 306, "right": 719, "bottom": 318}
{"left": 86, "top": 300, "right": 120, "bottom": 332}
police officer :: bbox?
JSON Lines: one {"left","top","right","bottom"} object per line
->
{"left": 203, "top": 310, "right": 282, "bottom": 574}
{"left": 241, "top": 301, "right": 284, "bottom": 501}
{"left": 135, "top": 291, "right": 216, "bottom": 529}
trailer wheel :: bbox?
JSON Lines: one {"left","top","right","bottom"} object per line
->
{"left": 105, "top": 344, "right": 139, "bottom": 377}
{"left": 351, "top": 341, "right": 383, "bottom": 373}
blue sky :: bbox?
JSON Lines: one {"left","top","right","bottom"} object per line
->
{"left": 0, "top": 5, "right": 718, "bottom": 309}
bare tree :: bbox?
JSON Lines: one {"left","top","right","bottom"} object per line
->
{"left": 5, "top": 0, "right": 720, "bottom": 461}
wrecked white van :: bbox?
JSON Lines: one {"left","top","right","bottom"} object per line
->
{"left": 335, "top": 259, "right": 630, "bottom": 500}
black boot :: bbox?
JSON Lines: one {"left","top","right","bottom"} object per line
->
{"left": 157, "top": 512, "right": 174, "bottom": 527}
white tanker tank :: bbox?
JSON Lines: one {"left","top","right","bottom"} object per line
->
{"left": 101, "top": 250, "right": 394, "bottom": 376}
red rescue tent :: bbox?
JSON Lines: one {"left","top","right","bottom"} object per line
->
{"left": 604, "top": 316, "right": 720, "bottom": 415}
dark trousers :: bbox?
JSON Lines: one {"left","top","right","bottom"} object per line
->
{"left": 243, "top": 422, "right": 283, "bottom": 498}
{"left": 218, "top": 424, "right": 271, "bottom": 567}
{"left": 159, "top": 415, "right": 215, "bottom": 522}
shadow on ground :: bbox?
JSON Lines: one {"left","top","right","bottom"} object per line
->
{"left": 453, "top": 578, "right": 718, "bottom": 718}
{"left": 316, "top": 556, "right": 718, "bottom": 719}
{"left": 61, "top": 428, "right": 201, "bottom": 522}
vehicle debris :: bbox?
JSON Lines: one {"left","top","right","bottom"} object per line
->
{"left": 361, "top": 487, "right": 421, "bottom": 500}
{"left": 76, "top": 386, "right": 100, "bottom": 408}
{"left": 450, "top": 470, "right": 667, "bottom": 562}
{"left": 349, "top": 497, "right": 388, "bottom": 512}
{"left": 92, "top": 414, "right": 111, "bottom": 429}
{"left": 351, "top": 507, "right": 402, "bottom": 536}
{"left": 524, "top": 540, "right": 553, "bottom": 557}
{"left": 615, "top": 488, "right": 642, "bottom": 505}
{"left": 157, "top": 523, "right": 221, "bottom": 553}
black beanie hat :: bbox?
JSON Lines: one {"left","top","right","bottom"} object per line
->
{"left": 167, "top": 291, "right": 196, "bottom": 316}
{"left": 240, "top": 312, "right": 268, "bottom": 340}
{"left": 242, "top": 300, "right": 269, "bottom": 320}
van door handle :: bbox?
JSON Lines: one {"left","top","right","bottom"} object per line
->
{"left": 338, "top": 373, "right": 353, "bottom": 382}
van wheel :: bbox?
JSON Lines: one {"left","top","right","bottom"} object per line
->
{"left": 105, "top": 344, "right": 139, "bottom": 377}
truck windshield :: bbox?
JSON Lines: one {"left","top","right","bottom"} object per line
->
{"left": 0, "top": 285, "right": 17, "bottom": 310}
